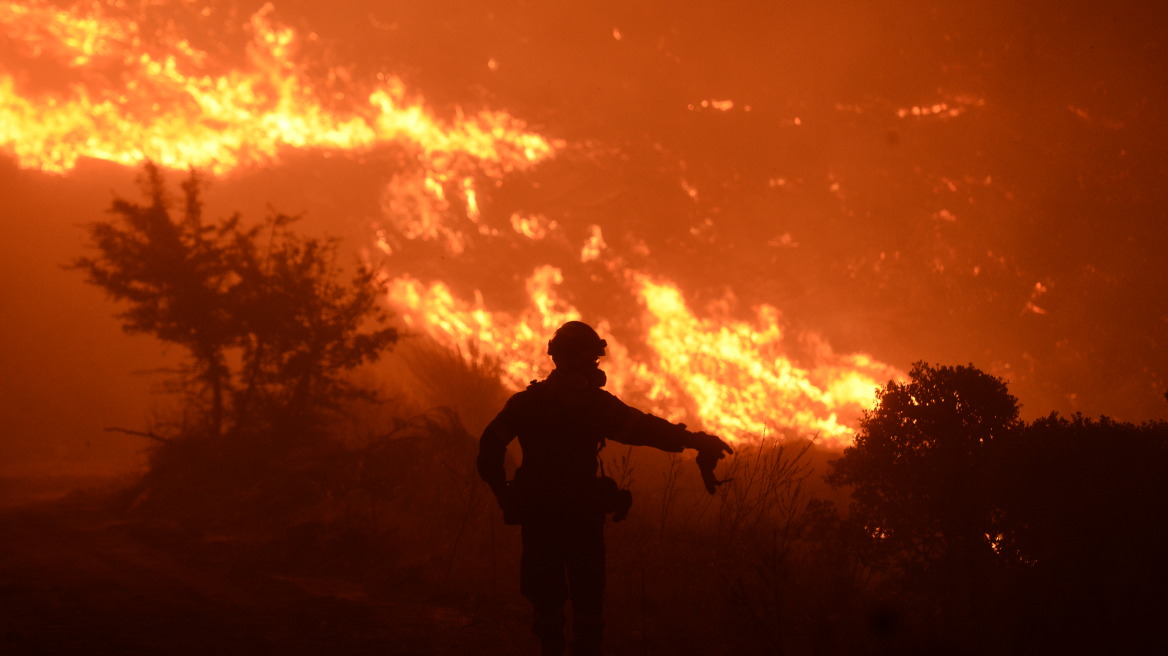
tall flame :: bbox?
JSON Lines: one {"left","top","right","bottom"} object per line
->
{"left": 389, "top": 267, "right": 898, "bottom": 447}
{"left": 0, "top": 0, "right": 555, "bottom": 175}
{"left": 2, "top": 0, "right": 901, "bottom": 447}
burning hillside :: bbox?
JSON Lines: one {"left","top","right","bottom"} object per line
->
{"left": 3, "top": 0, "right": 1167, "bottom": 469}
{"left": 0, "top": 0, "right": 909, "bottom": 447}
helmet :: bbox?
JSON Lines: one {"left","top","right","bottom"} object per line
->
{"left": 547, "top": 321, "right": 607, "bottom": 359}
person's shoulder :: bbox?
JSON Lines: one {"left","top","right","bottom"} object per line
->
{"left": 592, "top": 387, "right": 630, "bottom": 409}
{"left": 506, "top": 380, "right": 548, "bottom": 404}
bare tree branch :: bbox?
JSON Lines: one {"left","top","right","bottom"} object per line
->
{"left": 103, "top": 426, "right": 172, "bottom": 443}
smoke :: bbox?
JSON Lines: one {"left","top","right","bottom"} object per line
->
{"left": 2, "top": 0, "right": 1167, "bottom": 476}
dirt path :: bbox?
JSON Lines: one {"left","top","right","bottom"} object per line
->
{"left": 0, "top": 496, "right": 533, "bottom": 655}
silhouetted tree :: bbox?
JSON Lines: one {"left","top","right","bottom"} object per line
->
{"left": 825, "top": 365, "right": 1168, "bottom": 652}
{"left": 826, "top": 362, "right": 1023, "bottom": 650}
{"left": 828, "top": 362, "right": 1021, "bottom": 569}
{"left": 995, "top": 413, "right": 1168, "bottom": 652}
{"left": 999, "top": 414, "right": 1168, "bottom": 570}
{"left": 226, "top": 212, "right": 398, "bottom": 433}
{"left": 72, "top": 162, "right": 397, "bottom": 437}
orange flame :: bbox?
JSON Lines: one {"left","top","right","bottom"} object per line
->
{"left": 390, "top": 267, "right": 899, "bottom": 448}
{"left": 0, "top": 0, "right": 556, "bottom": 175}
{"left": 2, "top": 0, "right": 901, "bottom": 447}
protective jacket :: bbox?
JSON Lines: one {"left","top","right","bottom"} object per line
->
{"left": 477, "top": 369, "right": 692, "bottom": 521}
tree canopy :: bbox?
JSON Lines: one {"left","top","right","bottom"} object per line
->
{"left": 72, "top": 163, "right": 398, "bottom": 438}
{"left": 828, "top": 362, "right": 1021, "bottom": 567}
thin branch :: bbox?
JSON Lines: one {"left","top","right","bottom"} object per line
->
{"left": 103, "top": 426, "right": 172, "bottom": 443}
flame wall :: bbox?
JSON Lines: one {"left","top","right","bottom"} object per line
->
{"left": 2, "top": 0, "right": 1166, "bottom": 472}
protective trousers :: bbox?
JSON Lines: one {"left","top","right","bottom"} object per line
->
{"left": 520, "top": 514, "right": 606, "bottom": 656}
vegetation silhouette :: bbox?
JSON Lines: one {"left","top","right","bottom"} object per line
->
{"left": 826, "top": 362, "right": 1168, "bottom": 654}
{"left": 70, "top": 162, "right": 397, "bottom": 440}
{"left": 995, "top": 413, "right": 1168, "bottom": 653}
{"left": 28, "top": 173, "right": 1163, "bottom": 654}
{"left": 66, "top": 161, "right": 406, "bottom": 554}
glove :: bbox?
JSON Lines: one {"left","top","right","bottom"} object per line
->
{"left": 690, "top": 432, "right": 733, "bottom": 494}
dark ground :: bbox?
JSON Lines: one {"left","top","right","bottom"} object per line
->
{"left": 0, "top": 490, "right": 536, "bottom": 656}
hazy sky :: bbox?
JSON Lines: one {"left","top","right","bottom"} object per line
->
{"left": 2, "top": 0, "right": 1166, "bottom": 476}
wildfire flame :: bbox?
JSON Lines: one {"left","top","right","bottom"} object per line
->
{"left": 2, "top": 0, "right": 902, "bottom": 447}
{"left": 0, "top": 0, "right": 555, "bottom": 174}
{"left": 388, "top": 267, "right": 897, "bottom": 447}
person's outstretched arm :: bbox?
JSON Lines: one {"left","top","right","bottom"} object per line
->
{"left": 605, "top": 398, "right": 733, "bottom": 493}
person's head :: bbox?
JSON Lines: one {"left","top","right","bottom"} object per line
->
{"left": 547, "top": 321, "right": 607, "bottom": 373}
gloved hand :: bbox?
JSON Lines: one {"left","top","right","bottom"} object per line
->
{"left": 689, "top": 432, "right": 733, "bottom": 494}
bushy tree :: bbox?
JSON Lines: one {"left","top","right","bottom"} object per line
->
{"left": 994, "top": 413, "right": 1168, "bottom": 650}
{"left": 825, "top": 362, "right": 1024, "bottom": 650}
{"left": 825, "top": 364, "right": 1168, "bottom": 651}
{"left": 828, "top": 362, "right": 1021, "bottom": 568}
{"left": 72, "top": 162, "right": 397, "bottom": 438}
{"left": 998, "top": 414, "right": 1168, "bottom": 570}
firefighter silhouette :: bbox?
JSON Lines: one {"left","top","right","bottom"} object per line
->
{"left": 477, "top": 321, "right": 733, "bottom": 656}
